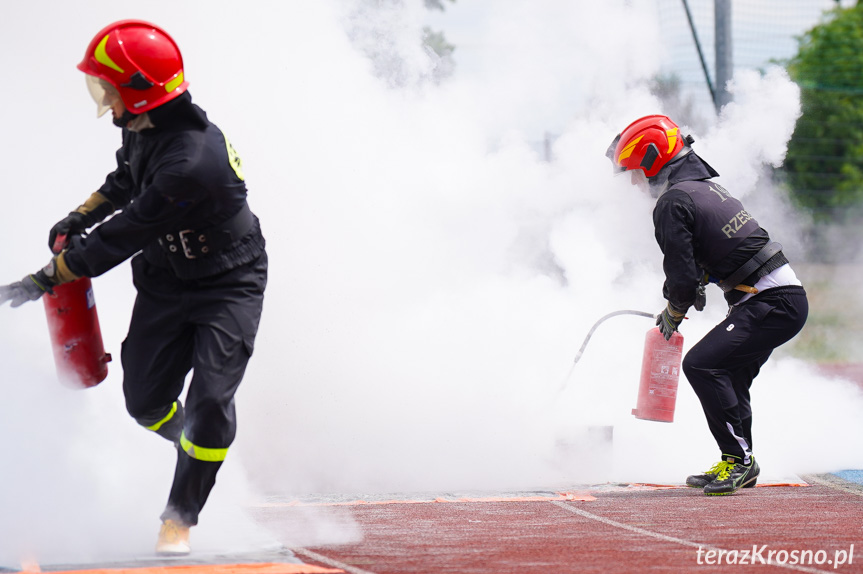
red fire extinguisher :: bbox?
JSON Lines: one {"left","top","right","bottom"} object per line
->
{"left": 43, "top": 234, "right": 111, "bottom": 388}
{"left": 632, "top": 327, "right": 684, "bottom": 423}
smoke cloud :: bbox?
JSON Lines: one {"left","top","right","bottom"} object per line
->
{"left": 0, "top": 0, "right": 861, "bottom": 565}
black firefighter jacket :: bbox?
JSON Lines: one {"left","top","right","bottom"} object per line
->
{"left": 64, "top": 92, "right": 265, "bottom": 281}
{"left": 652, "top": 153, "right": 787, "bottom": 310}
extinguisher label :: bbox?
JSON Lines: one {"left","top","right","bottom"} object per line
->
{"left": 650, "top": 349, "right": 682, "bottom": 397}
{"left": 86, "top": 287, "right": 96, "bottom": 310}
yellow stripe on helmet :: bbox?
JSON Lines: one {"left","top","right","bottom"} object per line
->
{"left": 616, "top": 135, "right": 644, "bottom": 163}
{"left": 165, "top": 71, "right": 184, "bottom": 93}
{"left": 180, "top": 431, "right": 229, "bottom": 462}
{"left": 95, "top": 34, "right": 125, "bottom": 74}
{"left": 666, "top": 127, "right": 679, "bottom": 154}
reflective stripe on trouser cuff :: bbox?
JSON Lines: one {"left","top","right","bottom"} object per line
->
{"left": 145, "top": 401, "right": 178, "bottom": 431}
{"left": 180, "top": 431, "right": 229, "bottom": 462}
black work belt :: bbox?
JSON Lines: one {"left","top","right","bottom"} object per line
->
{"left": 718, "top": 241, "right": 782, "bottom": 293}
{"left": 159, "top": 203, "right": 254, "bottom": 260}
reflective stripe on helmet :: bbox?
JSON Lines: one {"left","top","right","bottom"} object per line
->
{"left": 617, "top": 135, "right": 643, "bottom": 163}
{"left": 95, "top": 34, "right": 125, "bottom": 74}
{"left": 180, "top": 431, "right": 229, "bottom": 462}
{"left": 165, "top": 72, "right": 185, "bottom": 93}
{"left": 146, "top": 401, "right": 178, "bottom": 431}
{"left": 666, "top": 128, "right": 679, "bottom": 153}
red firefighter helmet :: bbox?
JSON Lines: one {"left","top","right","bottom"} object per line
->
{"left": 78, "top": 20, "right": 188, "bottom": 115}
{"left": 607, "top": 115, "right": 687, "bottom": 178}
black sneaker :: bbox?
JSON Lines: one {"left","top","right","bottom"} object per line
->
{"left": 703, "top": 456, "right": 760, "bottom": 495}
{"left": 685, "top": 460, "right": 730, "bottom": 488}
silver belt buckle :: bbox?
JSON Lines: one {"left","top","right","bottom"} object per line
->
{"left": 178, "top": 229, "right": 196, "bottom": 259}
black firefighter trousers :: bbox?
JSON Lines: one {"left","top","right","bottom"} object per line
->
{"left": 682, "top": 286, "right": 808, "bottom": 463}
{"left": 122, "top": 251, "right": 267, "bottom": 526}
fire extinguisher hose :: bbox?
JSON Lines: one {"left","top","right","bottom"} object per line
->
{"left": 558, "top": 309, "right": 657, "bottom": 393}
{"left": 571, "top": 310, "right": 656, "bottom": 365}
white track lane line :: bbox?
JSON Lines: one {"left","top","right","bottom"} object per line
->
{"left": 549, "top": 501, "right": 833, "bottom": 574}
{"left": 290, "top": 547, "right": 377, "bottom": 574}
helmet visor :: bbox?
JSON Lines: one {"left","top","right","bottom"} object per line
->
{"left": 630, "top": 169, "right": 647, "bottom": 187}
{"left": 605, "top": 134, "right": 627, "bottom": 174}
{"left": 85, "top": 75, "right": 120, "bottom": 118}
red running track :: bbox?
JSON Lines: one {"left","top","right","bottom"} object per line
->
{"left": 255, "top": 476, "right": 863, "bottom": 574}
{"left": 10, "top": 476, "right": 861, "bottom": 573}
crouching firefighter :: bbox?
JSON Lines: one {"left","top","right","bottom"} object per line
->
{"left": 0, "top": 20, "right": 267, "bottom": 553}
{"left": 606, "top": 114, "right": 807, "bottom": 495}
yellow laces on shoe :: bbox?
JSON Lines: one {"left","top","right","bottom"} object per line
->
{"left": 705, "top": 460, "right": 733, "bottom": 479}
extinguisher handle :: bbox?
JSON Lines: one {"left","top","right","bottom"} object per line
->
{"left": 52, "top": 233, "right": 70, "bottom": 255}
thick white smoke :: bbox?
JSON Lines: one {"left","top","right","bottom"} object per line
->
{"left": 0, "top": 0, "right": 861, "bottom": 566}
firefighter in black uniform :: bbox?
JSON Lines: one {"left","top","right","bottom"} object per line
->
{"left": 606, "top": 115, "right": 808, "bottom": 495}
{"left": 0, "top": 20, "right": 266, "bottom": 553}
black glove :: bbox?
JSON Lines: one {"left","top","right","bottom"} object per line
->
{"left": 694, "top": 284, "right": 706, "bottom": 312}
{"left": 48, "top": 212, "right": 92, "bottom": 251}
{"left": 656, "top": 303, "right": 686, "bottom": 341}
{"left": 0, "top": 270, "right": 55, "bottom": 308}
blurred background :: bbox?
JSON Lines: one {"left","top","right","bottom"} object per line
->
{"left": 425, "top": 0, "right": 863, "bottom": 364}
